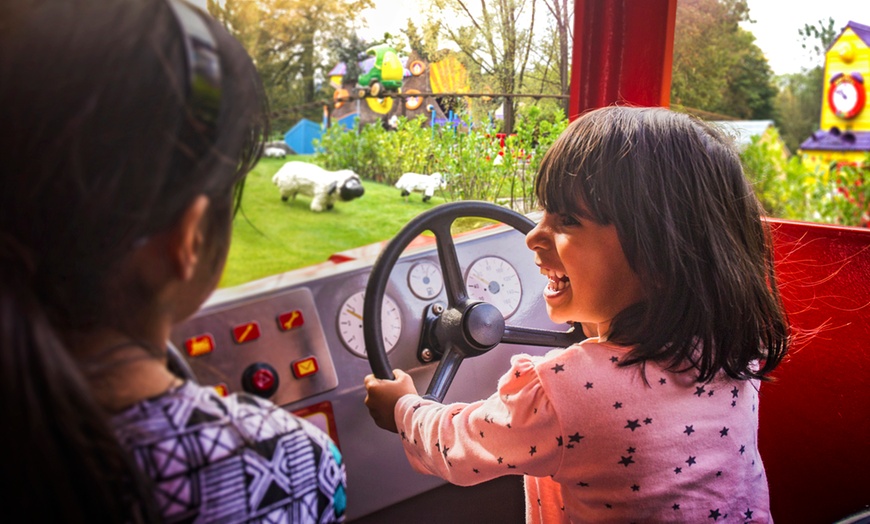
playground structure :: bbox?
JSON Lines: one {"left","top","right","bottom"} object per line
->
{"left": 799, "top": 20, "right": 870, "bottom": 173}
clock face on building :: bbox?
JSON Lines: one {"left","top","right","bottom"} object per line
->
{"left": 827, "top": 73, "right": 866, "bottom": 120}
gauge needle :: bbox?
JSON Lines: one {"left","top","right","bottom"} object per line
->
{"left": 473, "top": 272, "right": 490, "bottom": 285}
{"left": 346, "top": 309, "right": 363, "bottom": 320}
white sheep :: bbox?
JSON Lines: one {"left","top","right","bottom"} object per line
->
{"left": 272, "top": 161, "right": 365, "bottom": 212}
{"left": 395, "top": 172, "right": 447, "bottom": 202}
{"left": 264, "top": 146, "right": 287, "bottom": 158}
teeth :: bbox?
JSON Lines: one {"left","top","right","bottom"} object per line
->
{"left": 539, "top": 267, "right": 570, "bottom": 291}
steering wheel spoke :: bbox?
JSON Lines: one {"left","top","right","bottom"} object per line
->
{"left": 431, "top": 221, "right": 467, "bottom": 307}
{"left": 422, "top": 345, "right": 465, "bottom": 402}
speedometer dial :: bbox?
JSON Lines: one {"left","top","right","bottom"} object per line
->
{"left": 338, "top": 291, "right": 402, "bottom": 358}
{"left": 465, "top": 256, "right": 522, "bottom": 318}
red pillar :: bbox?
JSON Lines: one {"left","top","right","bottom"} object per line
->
{"left": 569, "top": 0, "right": 676, "bottom": 119}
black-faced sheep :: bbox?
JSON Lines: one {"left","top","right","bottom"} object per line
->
{"left": 272, "top": 161, "right": 365, "bottom": 212}
{"left": 395, "top": 172, "right": 447, "bottom": 202}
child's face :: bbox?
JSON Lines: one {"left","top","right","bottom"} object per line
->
{"left": 526, "top": 209, "right": 644, "bottom": 336}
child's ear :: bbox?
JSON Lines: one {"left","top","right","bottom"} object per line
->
{"left": 169, "top": 195, "right": 210, "bottom": 281}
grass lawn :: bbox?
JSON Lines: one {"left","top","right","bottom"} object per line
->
{"left": 219, "top": 157, "right": 450, "bottom": 288}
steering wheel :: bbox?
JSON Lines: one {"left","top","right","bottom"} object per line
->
{"left": 364, "top": 201, "right": 585, "bottom": 402}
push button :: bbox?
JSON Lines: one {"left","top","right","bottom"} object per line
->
{"left": 233, "top": 321, "right": 261, "bottom": 344}
{"left": 184, "top": 333, "right": 215, "bottom": 357}
{"left": 292, "top": 357, "right": 319, "bottom": 378}
{"left": 241, "top": 363, "right": 279, "bottom": 398}
{"left": 277, "top": 310, "right": 305, "bottom": 331}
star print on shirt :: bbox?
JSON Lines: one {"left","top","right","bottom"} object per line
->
{"left": 552, "top": 363, "right": 565, "bottom": 373}
{"left": 625, "top": 419, "right": 641, "bottom": 431}
{"left": 610, "top": 356, "right": 619, "bottom": 363}
{"left": 412, "top": 403, "right": 422, "bottom": 411}
{"left": 577, "top": 481, "right": 589, "bottom": 487}
{"left": 480, "top": 431, "right": 485, "bottom": 438}
{"left": 556, "top": 436, "right": 563, "bottom": 446}
{"left": 497, "top": 457, "right": 504, "bottom": 464}
{"left": 659, "top": 378, "right": 667, "bottom": 385}
{"left": 569, "top": 432, "right": 584, "bottom": 443}
{"left": 674, "top": 467, "right": 682, "bottom": 474}
{"left": 442, "top": 445, "right": 450, "bottom": 457}
{"left": 694, "top": 386, "right": 706, "bottom": 397}
{"left": 643, "top": 417, "right": 652, "bottom": 425}
{"left": 731, "top": 387, "right": 739, "bottom": 398}
{"left": 584, "top": 382, "right": 593, "bottom": 390}
{"left": 613, "top": 401, "right": 623, "bottom": 409}
{"left": 708, "top": 390, "right": 715, "bottom": 397}
{"left": 686, "top": 456, "right": 697, "bottom": 466}
{"left": 631, "top": 484, "right": 640, "bottom": 492}
{"left": 618, "top": 455, "right": 635, "bottom": 467}
{"left": 709, "top": 508, "right": 725, "bottom": 520}
{"left": 530, "top": 446, "right": 537, "bottom": 456}
{"left": 720, "top": 427, "right": 729, "bottom": 437}
{"left": 515, "top": 370, "right": 521, "bottom": 378}
{"left": 627, "top": 447, "right": 636, "bottom": 454}
{"left": 685, "top": 425, "right": 695, "bottom": 436}
{"left": 673, "top": 504, "right": 681, "bottom": 510}
{"left": 744, "top": 508, "right": 753, "bottom": 520}
{"left": 739, "top": 445, "right": 746, "bottom": 455}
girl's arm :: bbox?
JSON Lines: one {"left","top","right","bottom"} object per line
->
{"left": 391, "top": 355, "right": 564, "bottom": 486}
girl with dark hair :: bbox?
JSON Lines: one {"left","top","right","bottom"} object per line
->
{"left": 0, "top": 0, "right": 345, "bottom": 521}
{"left": 365, "top": 106, "right": 788, "bottom": 522}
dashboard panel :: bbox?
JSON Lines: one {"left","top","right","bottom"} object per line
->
{"left": 170, "top": 216, "right": 568, "bottom": 521}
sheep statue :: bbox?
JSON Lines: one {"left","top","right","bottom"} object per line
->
{"left": 272, "top": 161, "right": 365, "bottom": 212}
{"left": 395, "top": 172, "right": 447, "bottom": 202}
{"left": 264, "top": 146, "right": 287, "bottom": 159}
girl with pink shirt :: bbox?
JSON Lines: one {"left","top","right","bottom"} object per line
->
{"left": 364, "top": 106, "right": 788, "bottom": 523}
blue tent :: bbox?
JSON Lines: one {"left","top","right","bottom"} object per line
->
{"left": 283, "top": 118, "right": 322, "bottom": 155}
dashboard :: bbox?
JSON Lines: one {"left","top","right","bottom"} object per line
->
{"left": 169, "top": 213, "right": 570, "bottom": 521}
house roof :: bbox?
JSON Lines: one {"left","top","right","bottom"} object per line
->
{"left": 711, "top": 120, "right": 775, "bottom": 149}
{"left": 832, "top": 20, "right": 870, "bottom": 50}
{"left": 800, "top": 129, "right": 870, "bottom": 152}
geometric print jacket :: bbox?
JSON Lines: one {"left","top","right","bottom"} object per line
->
{"left": 396, "top": 340, "right": 771, "bottom": 523}
{"left": 113, "top": 381, "right": 346, "bottom": 523}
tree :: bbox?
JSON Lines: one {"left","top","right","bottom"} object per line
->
{"left": 209, "top": 0, "right": 372, "bottom": 132}
{"left": 670, "top": 0, "right": 776, "bottom": 119}
{"left": 432, "top": 0, "right": 538, "bottom": 133}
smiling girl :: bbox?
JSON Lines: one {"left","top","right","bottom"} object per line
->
{"left": 364, "top": 106, "right": 788, "bottom": 523}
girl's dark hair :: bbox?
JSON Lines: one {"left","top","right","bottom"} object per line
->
{"left": 536, "top": 106, "right": 788, "bottom": 383}
{"left": 0, "top": 0, "right": 267, "bottom": 520}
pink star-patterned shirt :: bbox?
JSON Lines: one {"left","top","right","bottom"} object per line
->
{"left": 395, "top": 339, "right": 772, "bottom": 523}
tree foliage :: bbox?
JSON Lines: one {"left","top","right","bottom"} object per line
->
{"left": 670, "top": 0, "right": 776, "bottom": 119}
{"left": 431, "top": 0, "right": 539, "bottom": 133}
{"left": 208, "top": 0, "right": 372, "bottom": 133}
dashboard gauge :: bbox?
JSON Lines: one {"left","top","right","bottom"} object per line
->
{"left": 465, "top": 256, "right": 522, "bottom": 318}
{"left": 337, "top": 291, "right": 402, "bottom": 358}
{"left": 408, "top": 261, "right": 443, "bottom": 300}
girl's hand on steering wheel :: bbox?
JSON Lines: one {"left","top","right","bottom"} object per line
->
{"left": 364, "top": 369, "right": 418, "bottom": 433}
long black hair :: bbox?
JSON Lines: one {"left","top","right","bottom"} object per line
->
{"left": 535, "top": 106, "right": 788, "bottom": 383}
{"left": 0, "top": 0, "right": 267, "bottom": 520}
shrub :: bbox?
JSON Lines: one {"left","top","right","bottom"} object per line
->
{"left": 314, "top": 109, "right": 568, "bottom": 213}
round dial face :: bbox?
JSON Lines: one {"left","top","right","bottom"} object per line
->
{"left": 408, "top": 261, "right": 443, "bottom": 299}
{"left": 465, "top": 256, "right": 522, "bottom": 318}
{"left": 828, "top": 75, "right": 865, "bottom": 119}
{"left": 338, "top": 291, "right": 402, "bottom": 357}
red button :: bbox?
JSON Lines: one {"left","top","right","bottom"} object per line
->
{"left": 251, "top": 368, "right": 275, "bottom": 391}
{"left": 292, "top": 357, "right": 319, "bottom": 378}
{"left": 232, "top": 322, "right": 261, "bottom": 344}
{"left": 278, "top": 310, "right": 305, "bottom": 331}
{"left": 184, "top": 334, "right": 214, "bottom": 357}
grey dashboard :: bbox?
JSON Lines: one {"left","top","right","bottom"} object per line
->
{"left": 170, "top": 217, "right": 568, "bottom": 520}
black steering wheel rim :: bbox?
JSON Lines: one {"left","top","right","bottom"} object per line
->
{"left": 363, "top": 201, "right": 535, "bottom": 398}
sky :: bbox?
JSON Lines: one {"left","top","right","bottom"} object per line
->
{"left": 358, "top": 0, "right": 870, "bottom": 77}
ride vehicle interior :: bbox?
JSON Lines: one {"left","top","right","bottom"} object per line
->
{"left": 170, "top": 1, "right": 869, "bottom": 521}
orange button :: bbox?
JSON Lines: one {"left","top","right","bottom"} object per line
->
{"left": 292, "top": 357, "right": 319, "bottom": 378}
{"left": 233, "top": 322, "right": 261, "bottom": 344}
{"left": 213, "top": 383, "right": 229, "bottom": 397}
{"left": 184, "top": 334, "right": 214, "bottom": 357}
{"left": 278, "top": 310, "right": 305, "bottom": 331}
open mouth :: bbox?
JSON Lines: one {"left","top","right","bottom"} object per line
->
{"left": 542, "top": 268, "right": 570, "bottom": 291}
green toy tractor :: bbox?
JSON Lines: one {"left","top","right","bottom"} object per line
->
{"left": 357, "top": 44, "right": 403, "bottom": 97}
